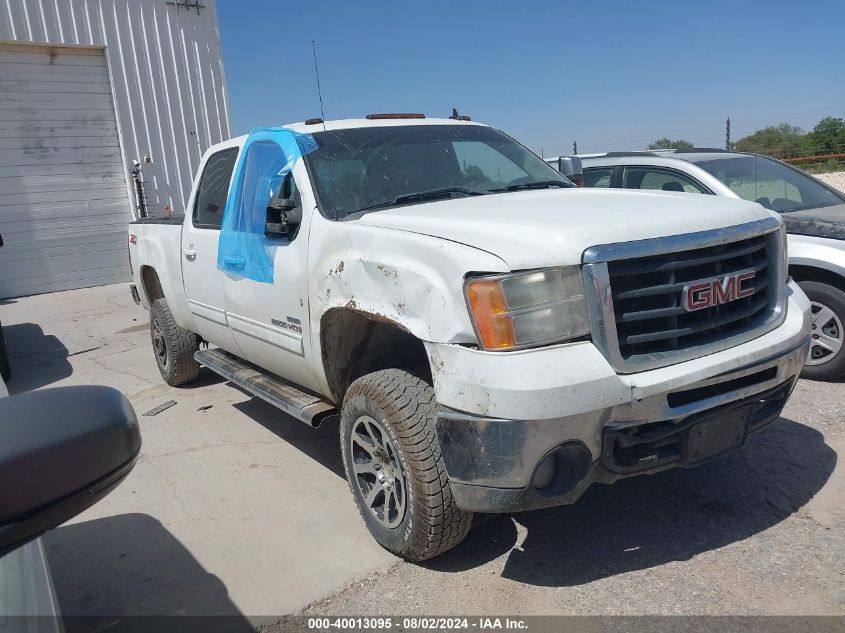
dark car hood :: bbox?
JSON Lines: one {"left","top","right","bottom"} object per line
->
{"left": 782, "top": 204, "right": 845, "bottom": 240}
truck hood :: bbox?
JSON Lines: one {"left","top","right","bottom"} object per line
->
{"left": 782, "top": 204, "right": 845, "bottom": 241}
{"left": 355, "top": 188, "right": 775, "bottom": 269}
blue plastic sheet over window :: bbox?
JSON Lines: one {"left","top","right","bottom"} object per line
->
{"left": 217, "top": 127, "right": 318, "bottom": 283}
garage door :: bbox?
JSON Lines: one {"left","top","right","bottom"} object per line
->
{"left": 0, "top": 43, "right": 131, "bottom": 299}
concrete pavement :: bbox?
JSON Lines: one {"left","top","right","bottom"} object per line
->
{"left": 1, "top": 284, "right": 396, "bottom": 617}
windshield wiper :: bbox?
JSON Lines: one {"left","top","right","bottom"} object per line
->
{"left": 355, "top": 186, "right": 486, "bottom": 214}
{"left": 497, "top": 180, "right": 572, "bottom": 192}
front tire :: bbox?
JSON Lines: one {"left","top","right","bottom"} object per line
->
{"left": 150, "top": 298, "right": 200, "bottom": 386}
{"left": 799, "top": 281, "right": 845, "bottom": 381}
{"left": 339, "top": 369, "right": 473, "bottom": 561}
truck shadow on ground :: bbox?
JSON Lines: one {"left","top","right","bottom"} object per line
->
{"left": 427, "top": 416, "right": 836, "bottom": 586}
{"left": 3, "top": 322, "right": 72, "bottom": 394}
{"left": 181, "top": 366, "right": 227, "bottom": 389}
{"left": 45, "top": 513, "right": 254, "bottom": 630}
{"left": 232, "top": 396, "right": 346, "bottom": 478}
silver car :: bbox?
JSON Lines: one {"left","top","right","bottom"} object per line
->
{"left": 550, "top": 150, "right": 845, "bottom": 380}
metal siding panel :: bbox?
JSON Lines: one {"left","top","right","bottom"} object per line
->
{"left": 0, "top": 161, "right": 123, "bottom": 177}
{"left": 0, "top": 146, "right": 123, "bottom": 166}
{"left": 138, "top": 0, "right": 176, "bottom": 212}
{"left": 148, "top": 1, "right": 185, "bottom": 210}
{"left": 0, "top": 108, "right": 116, "bottom": 121}
{"left": 0, "top": 133, "right": 120, "bottom": 146}
{"left": 0, "top": 64, "right": 110, "bottom": 78}
{"left": 162, "top": 5, "right": 199, "bottom": 210}
{"left": 0, "top": 44, "right": 106, "bottom": 62}
{"left": 0, "top": 172, "right": 125, "bottom": 195}
{"left": 0, "top": 0, "right": 231, "bottom": 295}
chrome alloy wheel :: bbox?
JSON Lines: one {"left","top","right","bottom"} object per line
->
{"left": 807, "top": 300, "right": 844, "bottom": 366}
{"left": 350, "top": 415, "right": 408, "bottom": 529}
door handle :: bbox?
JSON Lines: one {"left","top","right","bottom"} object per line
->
{"left": 183, "top": 247, "right": 197, "bottom": 261}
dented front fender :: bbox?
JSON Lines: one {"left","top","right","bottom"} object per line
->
{"left": 307, "top": 212, "right": 507, "bottom": 393}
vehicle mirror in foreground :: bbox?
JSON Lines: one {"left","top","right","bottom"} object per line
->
{"left": 0, "top": 386, "right": 141, "bottom": 557}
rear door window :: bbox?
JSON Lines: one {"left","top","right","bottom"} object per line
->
{"left": 193, "top": 147, "right": 239, "bottom": 229}
{"left": 624, "top": 167, "right": 708, "bottom": 194}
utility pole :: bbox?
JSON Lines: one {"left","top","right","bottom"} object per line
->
{"left": 725, "top": 117, "right": 731, "bottom": 150}
{"left": 573, "top": 140, "right": 578, "bottom": 154}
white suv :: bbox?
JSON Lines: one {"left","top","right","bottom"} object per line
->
{"left": 550, "top": 149, "right": 845, "bottom": 380}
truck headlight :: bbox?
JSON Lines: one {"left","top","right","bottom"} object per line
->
{"left": 464, "top": 267, "right": 590, "bottom": 350}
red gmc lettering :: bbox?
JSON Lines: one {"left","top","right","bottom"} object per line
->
{"left": 684, "top": 271, "right": 756, "bottom": 312}
{"left": 686, "top": 282, "right": 712, "bottom": 311}
{"left": 736, "top": 271, "right": 756, "bottom": 298}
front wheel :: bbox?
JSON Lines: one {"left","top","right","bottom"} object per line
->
{"left": 799, "top": 281, "right": 845, "bottom": 381}
{"left": 339, "top": 369, "right": 473, "bottom": 561}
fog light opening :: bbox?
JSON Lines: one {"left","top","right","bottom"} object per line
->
{"left": 532, "top": 442, "right": 592, "bottom": 498}
{"left": 532, "top": 453, "right": 556, "bottom": 489}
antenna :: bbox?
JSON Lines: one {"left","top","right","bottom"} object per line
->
{"left": 312, "top": 41, "right": 328, "bottom": 132}
{"left": 311, "top": 41, "right": 338, "bottom": 218}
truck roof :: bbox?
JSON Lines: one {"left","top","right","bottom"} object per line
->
{"left": 547, "top": 149, "right": 757, "bottom": 165}
{"left": 214, "top": 117, "right": 485, "bottom": 152}
{"left": 283, "top": 116, "right": 484, "bottom": 134}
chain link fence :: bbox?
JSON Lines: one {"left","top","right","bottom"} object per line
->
{"left": 782, "top": 153, "right": 845, "bottom": 194}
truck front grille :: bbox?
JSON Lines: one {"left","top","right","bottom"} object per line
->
{"left": 608, "top": 233, "right": 771, "bottom": 359}
{"left": 582, "top": 219, "right": 786, "bottom": 373}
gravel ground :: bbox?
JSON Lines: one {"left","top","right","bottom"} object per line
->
{"left": 814, "top": 170, "right": 845, "bottom": 194}
{"left": 300, "top": 378, "right": 845, "bottom": 617}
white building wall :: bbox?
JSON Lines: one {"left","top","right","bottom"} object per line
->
{"left": 0, "top": 0, "right": 232, "bottom": 219}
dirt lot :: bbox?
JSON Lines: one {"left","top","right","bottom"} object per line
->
{"left": 2, "top": 284, "right": 843, "bottom": 619}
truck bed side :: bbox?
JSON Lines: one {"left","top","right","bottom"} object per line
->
{"left": 128, "top": 221, "right": 193, "bottom": 330}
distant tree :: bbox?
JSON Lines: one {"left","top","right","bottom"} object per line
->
{"left": 648, "top": 137, "right": 693, "bottom": 150}
{"left": 805, "top": 117, "right": 845, "bottom": 155}
{"left": 734, "top": 123, "right": 805, "bottom": 158}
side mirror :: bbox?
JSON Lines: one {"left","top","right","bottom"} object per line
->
{"left": 265, "top": 198, "right": 302, "bottom": 238}
{"left": 557, "top": 156, "right": 584, "bottom": 186}
{"left": 0, "top": 386, "right": 141, "bottom": 557}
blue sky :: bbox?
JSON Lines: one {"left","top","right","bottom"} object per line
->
{"left": 217, "top": 0, "right": 845, "bottom": 156}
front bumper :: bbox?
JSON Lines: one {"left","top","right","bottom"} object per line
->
{"left": 430, "top": 281, "right": 811, "bottom": 514}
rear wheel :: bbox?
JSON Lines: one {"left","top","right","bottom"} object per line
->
{"left": 150, "top": 298, "right": 200, "bottom": 386}
{"left": 339, "top": 369, "right": 473, "bottom": 561}
{"left": 799, "top": 281, "right": 845, "bottom": 381}
{"left": 0, "top": 324, "right": 10, "bottom": 382}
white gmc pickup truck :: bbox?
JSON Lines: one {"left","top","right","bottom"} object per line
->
{"left": 128, "top": 115, "right": 811, "bottom": 560}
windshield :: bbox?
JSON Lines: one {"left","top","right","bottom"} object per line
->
{"left": 304, "top": 124, "right": 572, "bottom": 218}
{"left": 693, "top": 155, "right": 844, "bottom": 213}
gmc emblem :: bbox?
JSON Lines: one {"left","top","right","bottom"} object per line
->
{"left": 682, "top": 269, "right": 756, "bottom": 312}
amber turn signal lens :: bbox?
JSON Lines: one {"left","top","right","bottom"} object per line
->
{"left": 466, "top": 279, "right": 516, "bottom": 349}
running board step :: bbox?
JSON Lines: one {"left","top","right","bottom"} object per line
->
{"left": 194, "top": 348, "right": 336, "bottom": 427}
